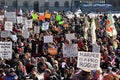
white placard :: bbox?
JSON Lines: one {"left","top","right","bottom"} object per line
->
{"left": 42, "top": 22, "right": 49, "bottom": 31}
{"left": 77, "top": 52, "right": 100, "bottom": 71}
{"left": 25, "top": 19, "right": 33, "bottom": 28}
{"left": 0, "top": 18, "right": 3, "bottom": 24}
{"left": 17, "top": 16, "right": 23, "bottom": 24}
{"left": 63, "top": 43, "right": 78, "bottom": 57}
{"left": 22, "top": 24, "right": 28, "bottom": 30}
{"left": 22, "top": 17, "right": 27, "bottom": 24}
{"left": 92, "top": 44, "right": 100, "bottom": 52}
{"left": 34, "top": 26, "right": 40, "bottom": 33}
{"left": 0, "top": 42, "right": 12, "bottom": 59}
{"left": 5, "top": 21, "right": 13, "bottom": 31}
{"left": 0, "top": 15, "right": 4, "bottom": 19}
{"left": 10, "top": 35, "right": 17, "bottom": 42}
{"left": 1, "top": 31, "right": 10, "bottom": 37}
{"left": 22, "top": 29, "right": 29, "bottom": 38}
{"left": 5, "top": 12, "right": 16, "bottom": 23}
{"left": 66, "top": 33, "right": 75, "bottom": 41}
{"left": 44, "top": 35, "right": 53, "bottom": 43}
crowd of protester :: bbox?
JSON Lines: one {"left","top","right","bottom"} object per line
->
{"left": 0, "top": 9, "right": 120, "bottom": 80}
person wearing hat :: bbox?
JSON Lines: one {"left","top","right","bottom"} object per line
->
{"left": 6, "top": 68, "right": 18, "bottom": 80}
{"left": 4, "top": 65, "right": 10, "bottom": 76}
{"left": 0, "top": 69, "right": 6, "bottom": 80}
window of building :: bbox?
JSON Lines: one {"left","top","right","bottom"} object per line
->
{"left": 64, "top": 1, "right": 69, "bottom": 8}
{"left": 54, "top": 1, "right": 59, "bottom": 8}
{"left": 23, "top": 1, "right": 29, "bottom": 8}
{"left": 1, "top": 1, "right": 5, "bottom": 7}
{"left": 34, "top": 1, "right": 39, "bottom": 12}
{"left": 44, "top": 1, "right": 49, "bottom": 9}
{"left": 12, "top": 0, "right": 17, "bottom": 8}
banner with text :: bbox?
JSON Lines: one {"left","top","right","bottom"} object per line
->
{"left": 17, "top": 16, "right": 23, "bottom": 24}
{"left": 5, "top": 12, "right": 16, "bottom": 23}
{"left": 77, "top": 52, "right": 100, "bottom": 71}
{"left": 44, "top": 35, "right": 53, "bottom": 43}
{"left": 42, "top": 22, "right": 49, "bottom": 31}
{"left": 66, "top": 33, "right": 75, "bottom": 41}
{"left": 25, "top": 19, "right": 33, "bottom": 28}
{"left": 1, "top": 31, "right": 10, "bottom": 38}
{"left": 22, "top": 29, "right": 29, "bottom": 38}
{"left": 0, "top": 42, "right": 12, "bottom": 59}
{"left": 92, "top": 44, "right": 100, "bottom": 52}
{"left": 63, "top": 43, "right": 78, "bottom": 57}
{"left": 5, "top": 21, "right": 13, "bottom": 31}
{"left": 34, "top": 26, "right": 40, "bottom": 33}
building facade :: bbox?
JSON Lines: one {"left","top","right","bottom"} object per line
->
{"left": 0, "top": 0, "right": 110, "bottom": 12}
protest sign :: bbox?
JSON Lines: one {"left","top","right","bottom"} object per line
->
{"left": 92, "top": 44, "right": 100, "bottom": 52}
{"left": 34, "top": 26, "right": 40, "bottom": 33}
{"left": 66, "top": 33, "right": 75, "bottom": 41}
{"left": 42, "top": 22, "right": 49, "bottom": 31}
{"left": 63, "top": 43, "right": 78, "bottom": 57}
{"left": 56, "top": 14, "right": 61, "bottom": 21}
{"left": 0, "top": 15, "right": 4, "bottom": 24}
{"left": 48, "top": 48, "right": 58, "bottom": 55}
{"left": 0, "top": 18, "right": 3, "bottom": 25}
{"left": 0, "top": 42, "right": 12, "bottom": 59}
{"left": 77, "top": 52, "right": 100, "bottom": 71}
{"left": 25, "top": 19, "right": 33, "bottom": 28}
{"left": 17, "top": 16, "right": 23, "bottom": 24}
{"left": 0, "top": 15, "right": 4, "bottom": 19}
{"left": 58, "top": 21, "right": 64, "bottom": 25}
{"left": 44, "top": 35, "right": 53, "bottom": 43}
{"left": 1, "top": 31, "right": 10, "bottom": 38}
{"left": 32, "top": 13, "right": 38, "bottom": 20}
{"left": 5, "top": 21, "right": 13, "bottom": 31}
{"left": 22, "top": 24, "right": 28, "bottom": 30}
{"left": 45, "top": 13, "right": 51, "bottom": 19}
{"left": 22, "top": 29, "right": 29, "bottom": 38}
{"left": 22, "top": 17, "right": 27, "bottom": 24}
{"left": 5, "top": 12, "right": 16, "bottom": 23}
{"left": 39, "top": 15, "right": 45, "bottom": 21}
{"left": 10, "top": 35, "right": 17, "bottom": 42}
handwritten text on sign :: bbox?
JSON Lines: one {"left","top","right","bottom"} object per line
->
{"left": 0, "top": 42, "right": 12, "bottom": 59}
{"left": 63, "top": 43, "right": 78, "bottom": 57}
{"left": 77, "top": 52, "right": 100, "bottom": 70}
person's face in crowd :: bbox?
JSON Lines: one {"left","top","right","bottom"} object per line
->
{"left": 40, "top": 58, "right": 45, "bottom": 63}
{"left": 41, "top": 63, "right": 47, "bottom": 70}
{"left": 9, "top": 71, "right": 15, "bottom": 76}
{"left": 44, "top": 71, "right": 51, "bottom": 78}
{"left": 0, "top": 69, "right": 4, "bottom": 76}
{"left": 53, "top": 65, "right": 58, "bottom": 72}
{"left": 4, "top": 67, "right": 10, "bottom": 72}
{"left": 17, "top": 62, "right": 23, "bottom": 71}
{"left": 31, "top": 68, "right": 37, "bottom": 79}
{"left": 110, "top": 53, "right": 115, "bottom": 58}
{"left": 69, "top": 67, "right": 75, "bottom": 74}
